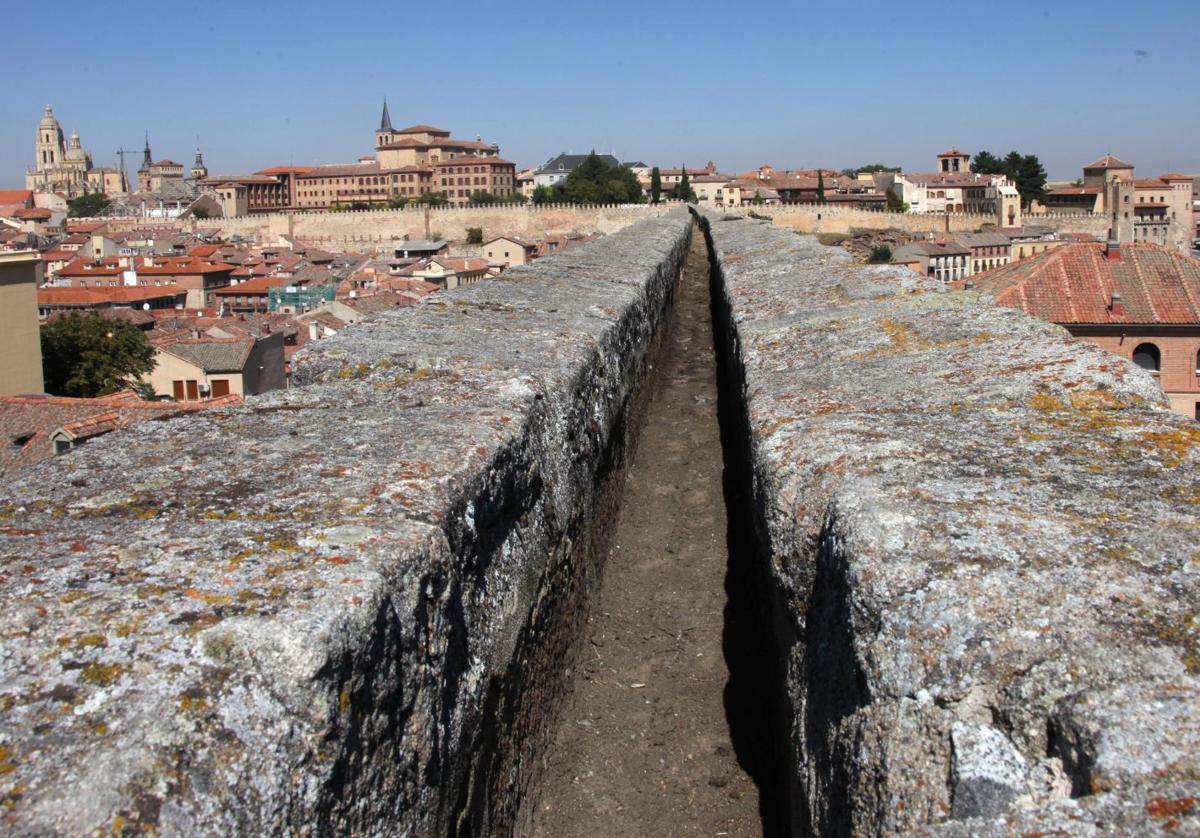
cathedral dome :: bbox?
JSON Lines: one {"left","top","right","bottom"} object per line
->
{"left": 38, "top": 105, "right": 61, "bottom": 131}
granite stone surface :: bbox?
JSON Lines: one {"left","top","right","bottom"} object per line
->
{"left": 703, "top": 211, "right": 1200, "bottom": 835}
{"left": 0, "top": 212, "right": 694, "bottom": 835}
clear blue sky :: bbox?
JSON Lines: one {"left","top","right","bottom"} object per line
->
{"left": 4, "top": 0, "right": 1199, "bottom": 185}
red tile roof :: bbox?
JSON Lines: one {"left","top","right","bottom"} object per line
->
{"left": 0, "top": 190, "right": 33, "bottom": 207}
{"left": 56, "top": 257, "right": 234, "bottom": 278}
{"left": 255, "top": 165, "right": 315, "bottom": 175}
{"left": 937, "top": 148, "right": 969, "bottom": 157}
{"left": 1158, "top": 172, "right": 1194, "bottom": 182}
{"left": 394, "top": 124, "right": 450, "bottom": 135}
{"left": 12, "top": 208, "right": 51, "bottom": 220}
{"left": 962, "top": 243, "right": 1200, "bottom": 325}
{"left": 38, "top": 285, "right": 188, "bottom": 306}
{"left": 1084, "top": 154, "right": 1133, "bottom": 170}
{"left": 214, "top": 276, "right": 290, "bottom": 295}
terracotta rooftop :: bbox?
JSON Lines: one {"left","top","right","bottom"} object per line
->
{"left": 962, "top": 243, "right": 1200, "bottom": 325}
{"left": 38, "top": 285, "right": 188, "bottom": 307}
{"left": 393, "top": 124, "right": 451, "bottom": 135}
{"left": 214, "top": 276, "right": 290, "bottom": 295}
{"left": 1084, "top": 154, "right": 1133, "bottom": 170}
{"left": 937, "top": 148, "right": 969, "bottom": 157}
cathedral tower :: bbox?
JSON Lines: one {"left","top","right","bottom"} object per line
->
{"left": 36, "top": 105, "right": 66, "bottom": 171}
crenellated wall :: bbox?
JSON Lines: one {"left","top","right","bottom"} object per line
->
{"left": 1, "top": 209, "right": 1198, "bottom": 835}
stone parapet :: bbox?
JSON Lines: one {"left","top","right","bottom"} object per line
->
{"left": 702, "top": 211, "right": 1200, "bottom": 834}
{"left": 0, "top": 212, "right": 694, "bottom": 834}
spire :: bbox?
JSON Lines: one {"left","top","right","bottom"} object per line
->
{"left": 379, "top": 99, "right": 393, "bottom": 133}
{"left": 141, "top": 132, "right": 152, "bottom": 170}
{"left": 193, "top": 136, "right": 204, "bottom": 169}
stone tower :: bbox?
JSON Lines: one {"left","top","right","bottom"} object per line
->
{"left": 35, "top": 105, "right": 66, "bottom": 171}
{"left": 376, "top": 99, "right": 396, "bottom": 148}
{"left": 190, "top": 145, "right": 208, "bottom": 181}
{"left": 138, "top": 134, "right": 153, "bottom": 193}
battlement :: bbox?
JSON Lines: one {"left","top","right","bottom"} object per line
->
{"left": 1, "top": 210, "right": 1197, "bottom": 834}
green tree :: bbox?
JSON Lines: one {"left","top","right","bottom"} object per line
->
{"left": 465, "top": 226, "right": 483, "bottom": 244}
{"left": 868, "top": 245, "right": 893, "bottom": 263}
{"left": 417, "top": 191, "right": 447, "bottom": 207}
{"left": 469, "top": 191, "right": 498, "bottom": 205}
{"left": 532, "top": 185, "right": 559, "bottom": 205}
{"left": 846, "top": 164, "right": 901, "bottom": 177}
{"left": 673, "top": 168, "right": 696, "bottom": 203}
{"left": 41, "top": 314, "right": 155, "bottom": 397}
{"left": 817, "top": 170, "right": 826, "bottom": 204}
{"left": 190, "top": 207, "right": 210, "bottom": 219}
{"left": 970, "top": 150, "right": 1005, "bottom": 174}
{"left": 885, "top": 187, "right": 908, "bottom": 213}
{"left": 650, "top": 166, "right": 662, "bottom": 204}
{"left": 751, "top": 191, "right": 765, "bottom": 206}
{"left": 67, "top": 192, "right": 111, "bottom": 218}
{"left": 562, "top": 152, "right": 645, "bottom": 204}
{"left": 1012, "top": 153, "right": 1048, "bottom": 208}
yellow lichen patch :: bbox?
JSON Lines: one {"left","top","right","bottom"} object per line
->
{"left": 1027, "top": 393, "right": 1067, "bottom": 413}
{"left": 58, "top": 590, "right": 87, "bottom": 605}
{"left": 136, "top": 583, "right": 167, "bottom": 599}
{"left": 339, "top": 686, "right": 350, "bottom": 715}
{"left": 178, "top": 690, "right": 207, "bottom": 713}
{"left": 1139, "top": 426, "right": 1200, "bottom": 468}
{"left": 1068, "top": 388, "right": 1125, "bottom": 411}
{"left": 200, "top": 509, "right": 241, "bottom": 521}
{"left": 79, "top": 662, "right": 127, "bottom": 687}
{"left": 0, "top": 744, "right": 15, "bottom": 775}
{"left": 75, "top": 633, "right": 108, "bottom": 649}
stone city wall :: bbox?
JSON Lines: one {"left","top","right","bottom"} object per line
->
{"left": 702, "top": 210, "right": 1200, "bottom": 835}
{"left": 204, "top": 203, "right": 680, "bottom": 245}
{"left": 0, "top": 212, "right": 694, "bottom": 835}
{"left": 733, "top": 203, "right": 1114, "bottom": 238}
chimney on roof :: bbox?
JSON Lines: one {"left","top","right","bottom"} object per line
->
{"left": 1105, "top": 240, "right": 1122, "bottom": 262}
{"left": 1109, "top": 292, "right": 1124, "bottom": 317}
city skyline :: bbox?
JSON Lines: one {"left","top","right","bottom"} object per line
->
{"left": 3, "top": 0, "right": 1200, "bottom": 185}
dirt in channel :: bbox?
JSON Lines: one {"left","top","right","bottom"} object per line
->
{"left": 529, "top": 227, "right": 769, "bottom": 837}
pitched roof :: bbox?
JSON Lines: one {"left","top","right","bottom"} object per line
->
{"left": 0, "top": 190, "right": 33, "bottom": 206}
{"left": 937, "top": 148, "right": 970, "bottom": 157}
{"left": 214, "top": 276, "right": 290, "bottom": 295}
{"left": 158, "top": 338, "right": 254, "bottom": 372}
{"left": 37, "top": 285, "right": 188, "bottom": 307}
{"left": 394, "top": 124, "right": 450, "bottom": 135}
{"left": 536, "top": 153, "right": 620, "bottom": 174}
{"left": 962, "top": 243, "right": 1200, "bottom": 324}
{"left": 1084, "top": 154, "right": 1133, "bottom": 170}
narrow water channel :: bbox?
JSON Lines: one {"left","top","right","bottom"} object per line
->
{"left": 528, "top": 225, "right": 781, "bottom": 836}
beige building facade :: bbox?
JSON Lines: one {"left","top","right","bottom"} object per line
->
{"left": 0, "top": 252, "right": 46, "bottom": 395}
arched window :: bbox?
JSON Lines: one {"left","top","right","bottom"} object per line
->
{"left": 1195, "top": 348, "right": 1200, "bottom": 373}
{"left": 1132, "top": 343, "right": 1161, "bottom": 373}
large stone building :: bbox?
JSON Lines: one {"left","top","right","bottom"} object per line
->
{"left": 209, "top": 103, "right": 515, "bottom": 215}
{"left": 25, "top": 106, "right": 126, "bottom": 198}
{"left": 1037, "top": 155, "right": 1192, "bottom": 252}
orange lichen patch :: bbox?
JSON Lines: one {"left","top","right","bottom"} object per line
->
{"left": 184, "top": 588, "right": 231, "bottom": 606}
{"left": 1146, "top": 796, "right": 1197, "bottom": 820}
{"left": 318, "top": 466, "right": 348, "bottom": 479}
{"left": 79, "top": 662, "right": 127, "bottom": 687}
{"left": 324, "top": 556, "right": 354, "bottom": 565}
